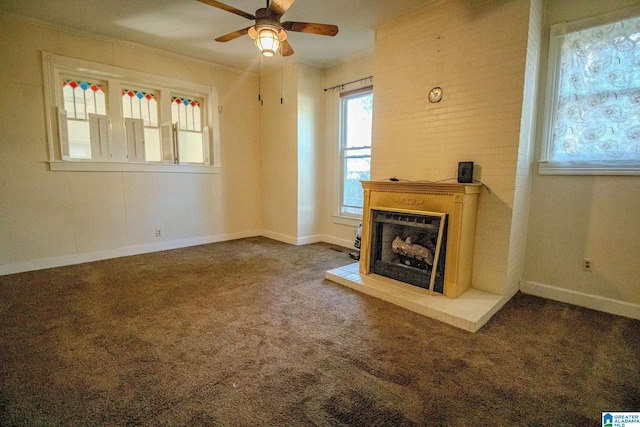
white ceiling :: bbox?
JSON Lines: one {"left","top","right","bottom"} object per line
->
{"left": 0, "top": 0, "right": 431, "bottom": 71}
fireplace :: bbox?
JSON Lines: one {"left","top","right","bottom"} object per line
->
{"left": 326, "top": 180, "right": 509, "bottom": 331}
{"left": 369, "top": 210, "right": 447, "bottom": 294}
{"left": 359, "top": 181, "right": 479, "bottom": 299}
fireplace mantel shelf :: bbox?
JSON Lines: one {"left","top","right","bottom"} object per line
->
{"left": 361, "top": 181, "right": 482, "bottom": 195}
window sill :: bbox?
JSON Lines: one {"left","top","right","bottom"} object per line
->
{"left": 538, "top": 161, "right": 640, "bottom": 176}
{"left": 48, "top": 161, "right": 221, "bottom": 174}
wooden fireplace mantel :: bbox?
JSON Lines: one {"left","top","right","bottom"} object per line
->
{"left": 360, "top": 181, "right": 481, "bottom": 299}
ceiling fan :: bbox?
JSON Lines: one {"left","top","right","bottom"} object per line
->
{"left": 198, "top": 0, "right": 339, "bottom": 57}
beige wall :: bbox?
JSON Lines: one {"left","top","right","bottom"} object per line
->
{"left": 522, "top": 0, "right": 640, "bottom": 315}
{"left": 0, "top": 16, "right": 261, "bottom": 273}
{"left": 259, "top": 64, "right": 299, "bottom": 243}
{"left": 259, "top": 62, "right": 324, "bottom": 245}
{"left": 372, "top": 0, "right": 532, "bottom": 295}
{"left": 297, "top": 63, "right": 323, "bottom": 243}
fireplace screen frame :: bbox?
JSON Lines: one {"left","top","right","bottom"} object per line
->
{"left": 369, "top": 209, "right": 447, "bottom": 294}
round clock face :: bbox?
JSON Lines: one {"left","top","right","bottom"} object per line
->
{"left": 429, "top": 87, "right": 443, "bottom": 103}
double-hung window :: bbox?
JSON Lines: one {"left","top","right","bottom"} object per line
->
{"left": 61, "top": 76, "right": 108, "bottom": 161}
{"left": 540, "top": 10, "right": 640, "bottom": 174}
{"left": 338, "top": 88, "right": 373, "bottom": 217}
{"left": 171, "top": 95, "right": 206, "bottom": 164}
{"left": 122, "top": 88, "right": 161, "bottom": 162}
{"left": 42, "top": 51, "right": 220, "bottom": 172}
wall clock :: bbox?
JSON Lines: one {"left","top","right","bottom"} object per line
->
{"left": 429, "top": 87, "right": 443, "bottom": 103}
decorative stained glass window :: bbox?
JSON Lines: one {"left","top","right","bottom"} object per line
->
{"left": 171, "top": 95, "right": 204, "bottom": 164}
{"left": 172, "top": 96, "right": 202, "bottom": 132}
{"left": 61, "top": 77, "right": 108, "bottom": 159}
{"left": 122, "top": 88, "right": 161, "bottom": 161}
{"left": 46, "top": 52, "right": 218, "bottom": 168}
{"left": 122, "top": 89, "right": 158, "bottom": 127}
{"left": 62, "top": 78, "right": 106, "bottom": 120}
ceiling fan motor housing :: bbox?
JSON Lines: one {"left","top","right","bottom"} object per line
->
{"left": 248, "top": 19, "right": 288, "bottom": 42}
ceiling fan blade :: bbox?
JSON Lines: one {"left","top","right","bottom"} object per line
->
{"left": 215, "top": 26, "right": 252, "bottom": 42}
{"left": 197, "top": 0, "right": 255, "bottom": 20}
{"left": 267, "top": 0, "right": 296, "bottom": 18}
{"left": 280, "top": 39, "right": 294, "bottom": 57}
{"left": 282, "top": 21, "right": 339, "bottom": 37}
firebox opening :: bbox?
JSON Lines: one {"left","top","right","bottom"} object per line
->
{"left": 370, "top": 210, "right": 447, "bottom": 294}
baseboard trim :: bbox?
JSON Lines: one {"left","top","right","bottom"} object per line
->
{"left": 318, "top": 235, "right": 356, "bottom": 251}
{"left": 3, "top": 231, "right": 360, "bottom": 275}
{"left": 259, "top": 231, "right": 355, "bottom": 250}
{"left": 260, "top": 230, "right": 298, "bottom": 245}
{"left": 520, "top": 281, "right": 640, "bottom": 320}
{"left": 297, "top": 234, "right": 355, "bottom": 250}
{"left": 296, "top": 234, "right": 322, "bottom": 246}
{"left": 0, "top": 230, "right": 261, "bottom": 275}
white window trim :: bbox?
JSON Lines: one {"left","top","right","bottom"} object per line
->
{"left": 42, "top": 51, "right": 221, "bottom": 173}
{"left": 538, "top": 7, "right": 640, "bottom": 176}
{"left": 48, "top": 161, "right": 218, "bottom": 174}
{"left": 333, "top": 86, "right": 373, "bottom": 222}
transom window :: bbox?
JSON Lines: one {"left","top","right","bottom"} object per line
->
{"left": 122, "top": 88, "right": 158, "bottom": 127}
{"left": 63, "top": 78, "right": 106, "bottom": 119}
{"left": 540, "top": 11, "right": 640, "bottom": 174}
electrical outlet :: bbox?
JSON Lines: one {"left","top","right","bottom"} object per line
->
{"left": 156, "top": 229, "right": 162, "bottom": 237}
{"left": 582, "top": 258, "right": 592, "bottom": 271}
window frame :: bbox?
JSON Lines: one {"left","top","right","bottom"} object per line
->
{"left": 170, "top": 93, "right": 208, "bottom": 165}
{"left": 539, "top": 7, "right": 640, "bottom": 176}
{"left": 60, "top": 74, "right": 109, "bottom": 161}
{"left": 121, "top": 85, "right": 162, "bottom": 163}
{"left": 42, "top": 51, "right": 221, "bottom": 174}
{"left": 335, "top": 86, "right": 373, "bottom": 221}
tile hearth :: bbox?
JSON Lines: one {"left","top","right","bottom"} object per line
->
{"left": 326, "top": 262, "right": 509, "bottom": 332}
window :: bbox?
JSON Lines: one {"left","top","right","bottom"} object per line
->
{"left": 61, "top": 77, "right": 108, "bottom": 160}
{"left": 42, "top": 51, "right": 220, "bottom": 173}
{"left": 171, "top": 96, "right": 206, "bottom": 164}
{"left": 122, "top": 88, "right": 161, "bottom": 162}
{"left": 339, "top": 88, "right": 373, "bottom": 216}
{"left": 540, "top": 11, "right": 640, "bottom": 174}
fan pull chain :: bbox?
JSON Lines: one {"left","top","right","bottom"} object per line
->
{"left": 258, "top": 55, "right": 264, "bottom": 106}
{"left": 280, "top": 49, "right": 283, "bottom": 104}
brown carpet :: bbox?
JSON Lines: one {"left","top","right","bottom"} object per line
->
{"left": 0, "top": 237, "right": 638, "bottom": 426}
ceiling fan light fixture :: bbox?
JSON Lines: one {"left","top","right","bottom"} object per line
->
{"left": 249, "top": 25, "right": 287, "bottom": 57}
{"left": 203, "top": 0, "right": 338, "bottom": 59}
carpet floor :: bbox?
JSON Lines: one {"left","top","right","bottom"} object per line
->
{"left": 0, "top": 237, "right": 638, "bottom": 426}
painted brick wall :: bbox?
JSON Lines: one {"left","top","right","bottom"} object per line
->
{"left": 507, "top": 0, "right": 543, "bottom": 293}
{"left": 372, "top": 0, "right": 531, "bottom": 294}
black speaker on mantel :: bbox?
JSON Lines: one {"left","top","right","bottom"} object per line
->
{"left": 457, "top": 162, "right": 474, "bottom": 183}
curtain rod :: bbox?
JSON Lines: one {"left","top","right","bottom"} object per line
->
{"left": 324, "top": 76, "right": 373, "bottom": 92}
